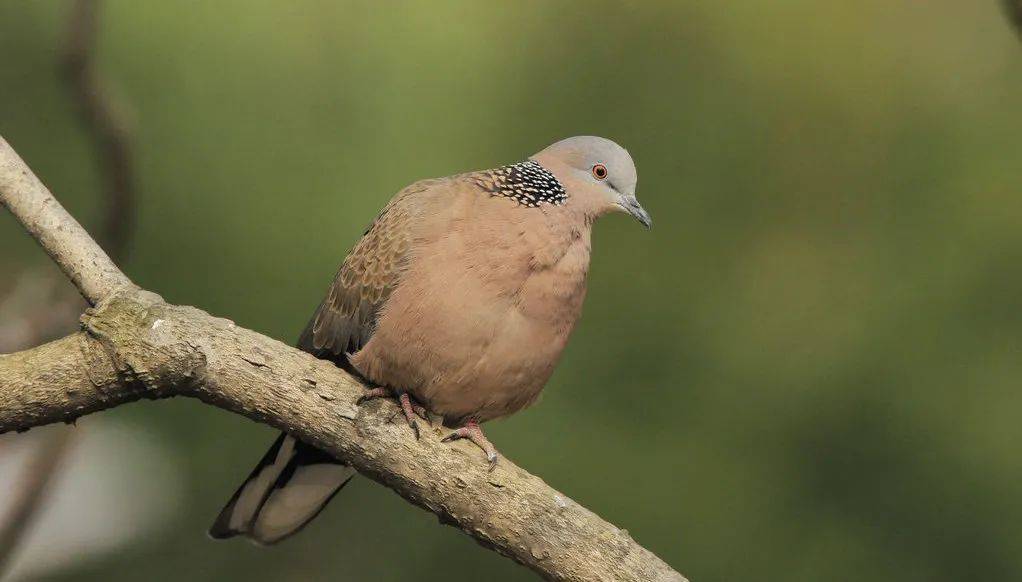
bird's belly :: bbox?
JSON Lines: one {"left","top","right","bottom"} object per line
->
{"left": 351, "top": 244, "right": 588, "bottom": 424}
{"left": 422, "top": 301, "right": 575, "bottom": 424}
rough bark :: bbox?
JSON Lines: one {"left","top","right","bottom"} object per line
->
{"left": 0, "top": 135, "right": 686, "bottom": 581}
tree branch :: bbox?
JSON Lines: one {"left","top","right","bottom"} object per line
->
{"left": 0, "top": 139, "right": 134, "bottom": 306}
{"left": 0, "top": 135, "right": 686, "bottom": 582}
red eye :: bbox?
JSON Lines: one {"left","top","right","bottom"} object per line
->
{"left": 592, "top": 164, "right": 608, "bottom": 180}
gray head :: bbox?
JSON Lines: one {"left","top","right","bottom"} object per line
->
{"left": 532, "top": 136, "right": 650, "bottom": 228}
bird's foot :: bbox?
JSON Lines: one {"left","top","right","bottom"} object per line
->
{"left": 441, "top": 419, "right": 499, "bottom": 471}
{"left": 356, "top": 387, "right": 430, "bottom": 439}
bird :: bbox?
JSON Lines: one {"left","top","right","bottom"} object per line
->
{"left": 208, "top": 135, "right": 651, "bottom": 545}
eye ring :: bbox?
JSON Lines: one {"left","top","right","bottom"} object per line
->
{"left": 592, "top": 163, "right": 608, "bottom": 180}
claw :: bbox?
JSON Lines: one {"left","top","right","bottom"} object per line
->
{"left": 412, "top": 404, "right": 431, "bottom": 424}
{"left": 442, "top": 420, "right": 499, "bottom": 469}
{"left": 356, "top": 386, "right": 389, "bottom": 406}
{"left": 359, "top": 387, "right": 430, "bottom": 441}
{"left": 397, "top": 392, "right": 423, "bottom": 440}
{"left": 441, "top": 431, "right": 463, "bottom": 443}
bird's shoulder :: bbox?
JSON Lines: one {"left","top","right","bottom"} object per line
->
{"left": 295, "top": 177, "right": 450, "bottom": 360}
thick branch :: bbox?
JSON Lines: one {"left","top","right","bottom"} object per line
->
{"left": 0, "top": 137, "right": 134, "bottom": 305}
{"left": 0, "top": 136, "right": 686, "bottom": 581}
{"left": 0, "top": 331, "right": 129, "bottom": 431}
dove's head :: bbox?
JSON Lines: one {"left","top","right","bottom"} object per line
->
{"left": 533, "top": 135, "right": 650, "bottom": 228}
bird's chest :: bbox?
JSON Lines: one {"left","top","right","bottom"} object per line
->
{"left": 504, "top": 240, "right": 589, "bottom": 329}
{"left": 354, "top": 201, "right": 592, "bottom": 422}
{"left": 472, "top": 214, "right": 590, "bottom": 329}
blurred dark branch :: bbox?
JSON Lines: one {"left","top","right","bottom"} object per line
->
{"left": 0, "top": 137, "right": 686, "bottom": 582}
{"left": 0, "top": 1, "right": 138, "bottom": 574}
{"left": 1005, "top": 0, "right": 1022, "bottom": 37}
{"left": 0, "top": 273, "right": 79, "bottom": 354}
{"left": 0, "top": 429, "right": 75, "bottom": 575}
{"left": 61, "top": 0, "right": 135, "bottom": 261}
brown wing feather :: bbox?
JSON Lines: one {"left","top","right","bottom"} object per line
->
{"left": 296, "top": 179, "right": 439, "bottom": 366}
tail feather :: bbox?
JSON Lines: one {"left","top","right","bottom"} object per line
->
{"left": 208, "top": 433, "right": 356, "bottom": 544}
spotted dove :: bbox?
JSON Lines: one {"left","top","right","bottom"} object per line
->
{"left": 209, "top": 136, "right": 650, "bottom": 544}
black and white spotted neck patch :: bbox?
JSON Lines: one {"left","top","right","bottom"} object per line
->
{"left": 471, "top": 160, "right": 567, "bottom": 208}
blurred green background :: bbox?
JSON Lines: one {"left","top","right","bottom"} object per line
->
{"left": 3, "top": 1, "right": 1022, "bottom": 580}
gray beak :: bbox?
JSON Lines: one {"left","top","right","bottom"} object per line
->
{"left": 620, "top": 196, "right": 652, "bottom": 229}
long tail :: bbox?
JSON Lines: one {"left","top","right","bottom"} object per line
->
{"left": 208, "top": 433, "right": 356, "bottom": 544}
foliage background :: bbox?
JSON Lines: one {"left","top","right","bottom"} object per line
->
{"left": 2, "top": 2, "right": 1022, "bottom": 580}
